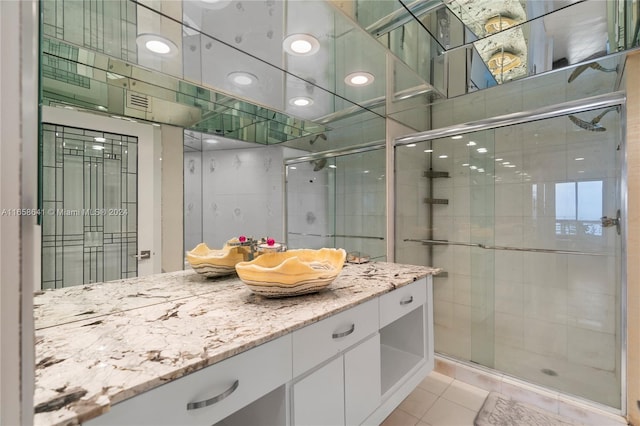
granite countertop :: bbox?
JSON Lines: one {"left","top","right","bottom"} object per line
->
{"left": 33, "top": 262, "right": 439, "bottom": 426}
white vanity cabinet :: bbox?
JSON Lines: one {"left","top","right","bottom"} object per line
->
{"left": 86, "top": 335, "right": 292, "bottom": 426}
{"left": 292, "top": 333, "right": 381, "bottom": 426}
{"left": 291, "top": 298, "right": 381, "bottom": 426}
{"left": 81, "top": 275, "right": 434, "bottom": 426}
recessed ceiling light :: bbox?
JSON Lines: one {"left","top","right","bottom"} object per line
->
{"left": 477, "top": 147, "right": 488, "bottom": 153}
{"left": 495, "top": 158, "right": 503, "bottom": 161}
{"left": 438, "top": 155, "right": 448, "bottom": 159}
{"left": 329, "top": 165, "right": 337, "bottom": 169}
{"left": 424, "top": 149, "right": 433, "bottom": 153}
{"left": 462, "top": 163, "right": 469, "bottom": 166}
{"left": 466, "top": 141, "right": 477, "bottom": 146}
{"left": 575, "top": 157, "right": 585, "bottom": 161}
{"left": 205, "top": 138, "right": 218, "bottom": 144}
{"left": 283, "top": 34, "right": 320, "bottom": 56}
{"left": 406, "top": 144, "right": 416, "bottom": 148}
{"left": 94, "top": 137, "right": 106, "bottom": 142}
{"left": 451, "top": 135, "right": 463, "bottom": 140}
{"left": 228, "top": 71, "right": 258, "bottom": 86}
{"left": 345, "top": 71, "right": 375, "bottom": 87}
{"left": 92, "top": 145, "right": 105, "bottom": 150}
{"left": 137, "top": 34, "right": 178, "bottom": 57}
{"left": 470, "top": 165, "right": 477, "bottom": 170}
{"left": 289, "top": 97, "right": 313, "bottom": 107}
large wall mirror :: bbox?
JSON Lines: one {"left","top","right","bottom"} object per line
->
{"left": 36, "top": 0, "right": 639, "bottom": 331}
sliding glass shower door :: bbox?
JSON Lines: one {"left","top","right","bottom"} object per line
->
{"left": 395, "top": 105, "right": 624, "bottom": 408}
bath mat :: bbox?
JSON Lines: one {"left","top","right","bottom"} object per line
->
{"left": 474, "top": 392, "right": 582, "bottom": 426}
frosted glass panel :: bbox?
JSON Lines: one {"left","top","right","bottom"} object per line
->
{"left": 41, "top": 124, "right": 138, "bottom": 288}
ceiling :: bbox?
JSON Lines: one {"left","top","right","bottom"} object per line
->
{"left": 40, "top": 0, "right": 636, "bottom": 147}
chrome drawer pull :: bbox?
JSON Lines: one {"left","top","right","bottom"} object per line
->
{"left": 186, "top": 379, "right": 239, "bottom": 410}
{"left": 332, "top": 324, "right": 355, "bottom": 339}
{"left": 400, "top": 296, "right": 414, "bottom": 305}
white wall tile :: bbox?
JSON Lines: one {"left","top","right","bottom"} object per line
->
{"left": 566, "top": 254, "right": 617, "bottom": 295}
{"left": 495, "top": 281, "right": 524, "bottom": 316}
{"left": 567, "top": 327, "right": 616, "bottom": 371}
{"left": 523, "top": 318, "right": 568, "bottom": 358}
{"left": 494, "top": 183, "right": 524, "bottom": 217}
{"left": 524, "top": 284, "right": 568, "bottom": 323}
{"left": 567, "top": 289, "right": 616, "bottom": 333}
{"left": 495, "top": 312, "right": 524, "bottom": 348}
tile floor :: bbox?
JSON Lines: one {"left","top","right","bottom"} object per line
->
{"left": 381, "top": 369, "right": 628, "bottom": 426}
{"left": 381, "top": 371, "right": 486, "bottom": 426}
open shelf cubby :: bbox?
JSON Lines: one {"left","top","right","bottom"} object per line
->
{"left": 380, "top": 306, "right": 425, "bottom": 396}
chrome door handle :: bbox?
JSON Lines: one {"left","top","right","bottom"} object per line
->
{"left": 186, "top": 380, "right": 239, "bottom": 410}
{"left": 332, "top": 324, "right": 355, "bottom": 339}
{"left": 130, "top": 250, "right": 151, "bottom": 260}
{"left": 400, "top": 296, "right": 414, "bottom": 305}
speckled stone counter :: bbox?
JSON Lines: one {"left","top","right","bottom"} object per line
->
{"left": 33, "top": 262, "right": 439, "bottom": 426}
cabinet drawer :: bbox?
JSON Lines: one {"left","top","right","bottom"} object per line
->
{"left": 379, "top": 278, "right": 426, "bottom": 328}
{"left": 292, "top": 298, "right": 378, "bottom": 377}
{"left": 87, "top": 335, "right": 292, "bottom": 426}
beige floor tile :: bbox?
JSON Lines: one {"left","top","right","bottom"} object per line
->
{"left": 440, "top": 380, "right": 489, "bottom": 411}
{"left": 417, "top": 371, "right": 454, "bottom": 396}
{"left": 398, "top": 387, "right": 439, "bottom": 419}
{"left": 420, "top": 398, "right": 477, "bottom": 426}
{"left": 380, "top": 408, "right": 421, "bottom": 426}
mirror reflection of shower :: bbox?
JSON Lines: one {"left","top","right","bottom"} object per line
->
{"left": 568, "top": 106, "right": 619, "bottom": 132}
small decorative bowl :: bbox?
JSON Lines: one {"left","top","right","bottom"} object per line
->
{"left": 235, "top": 248, "right": 346, "bottom": 297}
{"left": 346, "top": 251, "right": 370, "bottom": 264}
{"left": 186, "top": 243, "right": 249, "bottom": 278}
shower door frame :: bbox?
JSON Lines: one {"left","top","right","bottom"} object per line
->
{"left": 392, "top": 91, "right": 627, "bottom": 414}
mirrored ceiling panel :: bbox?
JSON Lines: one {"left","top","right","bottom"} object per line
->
{"left": 41, "top": 37, "right": 329, "bottom": 144}
{"left": 42, "top": 0, "right": 421, "bottom": 143}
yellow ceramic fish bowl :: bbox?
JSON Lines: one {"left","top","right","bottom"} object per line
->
{"left": 186, "top": 243, "right": 249, "bottom": 278}
{"left": 235, "top": 248, "right": 347, "bottom": 297}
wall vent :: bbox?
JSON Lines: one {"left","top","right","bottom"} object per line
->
{"left": 127, "top": 92, "right": 150, "bottom": 111}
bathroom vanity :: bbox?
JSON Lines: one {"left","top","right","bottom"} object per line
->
{"left": 33, "top": 262, "right": 438, "bottom": 426}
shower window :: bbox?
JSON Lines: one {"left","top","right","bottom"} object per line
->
{"left": 555, "top": 180, "right": 604, "bottom": 237}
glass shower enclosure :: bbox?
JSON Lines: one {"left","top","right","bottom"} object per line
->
{"left": 395, "top": 100, "right": 625, "bottom": 409}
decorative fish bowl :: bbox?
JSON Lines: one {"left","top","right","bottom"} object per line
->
{"left": 186, "top": 243, "right": 250, "bottom": 278}
{"left": 235, "top": 248, "right": 347, "bottom": 297}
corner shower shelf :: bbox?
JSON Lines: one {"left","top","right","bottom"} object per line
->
{"left": 423, "top": 171, "right": 450, "bottom": 178}
{"left": 424, "top": 198, "right": 449, "bottom": 205}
